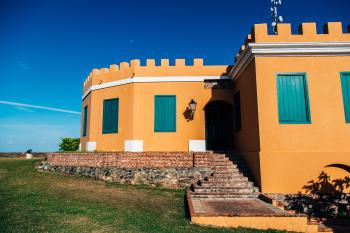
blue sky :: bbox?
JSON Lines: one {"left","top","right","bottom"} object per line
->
{"left": 0, "top": 0, "right": 349, "bottom": 152}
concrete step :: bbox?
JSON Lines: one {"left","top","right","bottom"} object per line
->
{"left": 208, "top": 162, "right": 238, "bottom": 169}
{"left": 212, "top": 171, "right": 245, "bottom": 177}
{"left": 230, "top": 158, "right": 246, "bottom": 163}
{"left": 208, "top": 161, "right": 236, "bottom": 166}
{"left": 232, "top": 164, "right": 249, "bottom": 169}
{"left": 190, "top": 191, "right": 259, "bottom": 199}
{"left": 196, "top": 154, "right": 226, "bottom": 159}
{"left": 198, "top": 159, "right": 231, "bottom": 163}
{"left": 235, "top": 170, "right": 252, "bottom": 176}
{"left": 210, "top": 154, "right": 227, "bottom": 157}
{"left": 193, "top": 185, "right": 256, "bottom": 193}
{"left": 206, "top": 176, "right": 249, "bottom": 182}
{"left": 235, "top": 167, "right": 249, "bottom": 172}
{"left": 199, "top": 180, "right": 254, "bottom": 188}
{"left": 195, "top": 156, "right": 229, "bottom": 160}
{"left": 229, "top": 159, "right": 246, "bottom": 164}
{"left": 209, "top": 167, "right": 239, "bottom": 173}
{"left": 317, "top": 224, "right": 333, "bottom": 233}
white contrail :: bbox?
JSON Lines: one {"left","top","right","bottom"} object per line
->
{"left": 0, "top": 101, "right": 81, "bottom": 115}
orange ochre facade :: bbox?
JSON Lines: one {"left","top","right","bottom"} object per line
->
{"left": 80, "top": 22, "right": 350, "bottom": 194}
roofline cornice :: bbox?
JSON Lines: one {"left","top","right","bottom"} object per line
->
{"left": 229, "top": 41, "right": 350, "bottom": 80}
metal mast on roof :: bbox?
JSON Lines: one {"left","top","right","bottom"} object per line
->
{"left": 271, "top": 0, "right": 283, "bottom": 34}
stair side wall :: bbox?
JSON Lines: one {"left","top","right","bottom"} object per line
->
{"left": 232, "top": 59, "right": 262, "bottom": 187}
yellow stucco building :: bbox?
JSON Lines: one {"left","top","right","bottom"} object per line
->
{"left": 80, "top": 22, "right": 350, "bottom": 194}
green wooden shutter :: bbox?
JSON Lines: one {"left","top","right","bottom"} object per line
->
{"left": 154, "top": 95, "right": 176, "bottom": 132}
{"left": 102, "top": 98, "right": 119, "bottom": 134}
{"left": 82, "top": 106, "right": 88, "bottom": 137}
{"left": 340, "top": 72, "right": 350, "bottom": 123}
{"left": 276, "top": 74, "right": 311, "bottom": 124}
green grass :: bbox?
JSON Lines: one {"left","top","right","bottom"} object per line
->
{"left": 0, "top": 158, "right": 287, "bottom": 233}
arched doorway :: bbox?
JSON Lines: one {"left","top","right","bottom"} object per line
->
{"left": 205, "top": 100, "right": 234, "bottom": 151}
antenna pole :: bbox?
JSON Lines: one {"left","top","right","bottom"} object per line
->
{"left": 271, "top": 0, "right": 283, "bottom": 34}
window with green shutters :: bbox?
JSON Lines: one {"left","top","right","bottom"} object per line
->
{"left": 276, "top": 73, "right": 311, "bottom": 124}
{"left": 154, "top": 95, "right": 176, "bottom": 132}
{"left": 82, "top": 106, "right": 88, "bottom": 137}
{"left": 340, "top": 72, "right": 350, "bottom": 123}
{"left": 102, "top": 98, "right": 119, "bottom": 134}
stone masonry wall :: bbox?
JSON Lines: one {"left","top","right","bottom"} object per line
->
{"left": 39, "top": 162, "right": 211, "bottom": 188}
{"left": 41, "top": 152, "right": 215, "bottom": 188}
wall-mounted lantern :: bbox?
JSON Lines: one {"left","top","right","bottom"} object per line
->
{"left": 187, "top": 99, "right": 197, "bottom": 120}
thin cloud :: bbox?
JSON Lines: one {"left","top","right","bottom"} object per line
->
{"left": 18, "top": 61, "right": 30, "bottom": 70}
{"left": 0, "top": 101, "right": 81, "bottom": 115}
{"left": 15, "top": 106, "right": 35, "bottom": 113}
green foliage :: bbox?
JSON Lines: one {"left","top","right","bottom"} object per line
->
{"left": 58, "top": 137, "right": 80, "bottom": 151}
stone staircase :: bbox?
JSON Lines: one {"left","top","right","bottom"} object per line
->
{"left": 188, "top": 152, "right": 333, "bottom": 233}
{"left": 190, "top": 152, "right": 260, "bottom": 199}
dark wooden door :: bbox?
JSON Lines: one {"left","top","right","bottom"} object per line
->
{"left": 205, "top": 101, "right": 234, "bottom": 151}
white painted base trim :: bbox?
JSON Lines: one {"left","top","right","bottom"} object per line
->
{"left": 189, "top": 140, "right": 206, "bottom": 152}
{"left": 124, "top": 140, "right": 143, "bottom": 152}
{"left": 78, "top": 143, "right": 81, "bottom": 151}
{"left": 86, "top": 141, "right": 96, "bottom": 152}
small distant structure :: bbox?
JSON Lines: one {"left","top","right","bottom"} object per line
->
{"left": 25, "top": 149, "right": 33, "bottom": 159}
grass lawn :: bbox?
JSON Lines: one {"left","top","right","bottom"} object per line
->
{"left": 0, "top": 158, "right": 288, "bottom": 233}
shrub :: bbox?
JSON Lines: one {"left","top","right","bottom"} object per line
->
{"left": 59, "top": 138, "right": 80, "bottom": 151}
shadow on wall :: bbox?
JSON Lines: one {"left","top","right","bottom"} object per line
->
{"left": 286, "top": 166, "right": 350, "bottom": 218}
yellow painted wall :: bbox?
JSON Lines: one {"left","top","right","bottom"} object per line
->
{"left": 233, "top": 60, "right": 262, "bottom": 186}
{"left": 81, "top": 84, "right": 134, "bottom": 151}
{"left": 80, "top": 94, "right": 91, "bottom": 149}
{"left": 81, "top": 82, "right": 233, "bottom": 151}
{"left": 132, "top": 82, "right": 233, "bottom": 151}
{"left": 80, "top": 59, "right": 233, "bottom": 152}
{"left": 254, "top": 56, "right": 350, "bottom": 193}
{"left": 230, "top": 22, "right": 350, "bottom": 193}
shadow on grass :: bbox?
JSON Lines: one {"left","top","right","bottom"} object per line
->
{"left": 184, "top": 190, "right": 191, "bottom": 220}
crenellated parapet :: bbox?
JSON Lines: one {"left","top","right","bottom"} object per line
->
{"left": 83, "top": 58, "right": 230, "bottom": 92}
{"left": 234, "top": 22, "right": 350, "bottom": 63}
{"left": 251, "top": 22, "right": 349, "bottom": 43}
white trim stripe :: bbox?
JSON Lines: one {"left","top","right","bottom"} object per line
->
{"left": 250, "top": 42, "right": 350, "bottom": 55}
{"left": 82, "top": 75, "right": 230, "bottom": 99}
